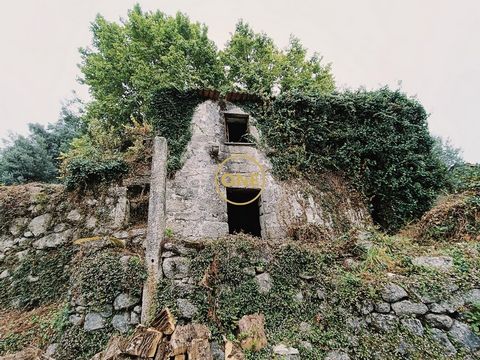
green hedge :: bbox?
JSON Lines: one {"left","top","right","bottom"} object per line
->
{"left": 246, "top": 88, "right": 448, "bottom": 232}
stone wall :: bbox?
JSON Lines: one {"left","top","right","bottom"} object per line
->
{"left": 0, "top": 183, "right": 147, "bottom": 335}
{"left": 165, "top": 100, "right": 370, "bottom": 241}
{"left": 157, "top": 238, "right": 480, "bottom": 359}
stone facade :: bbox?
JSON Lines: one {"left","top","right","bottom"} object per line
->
{"left": 165, "top": 100, "right": 370, "bottom": 241}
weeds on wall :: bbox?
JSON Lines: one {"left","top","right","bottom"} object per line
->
{"left": 156, "top": 235, "right": 465, "bottom": 359}
{"left": 0, "top": 247, "right": 74, "bottom": 309}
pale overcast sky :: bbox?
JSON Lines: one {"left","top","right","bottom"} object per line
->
{"left": 0, "top": 0, "right": 479, "bottom": 162}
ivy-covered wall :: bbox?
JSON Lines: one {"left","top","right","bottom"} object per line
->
{"left": 245, "top": 88, "right": 448, "bottom": 233}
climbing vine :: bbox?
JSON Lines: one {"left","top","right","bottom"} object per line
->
{"left": 245, "top": 88, "right": 448, "bottom": 232}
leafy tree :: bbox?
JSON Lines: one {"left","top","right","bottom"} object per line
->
{"left": 221, "top": 21, "right": 334, "bottom": 95}
{"left": 0, "top": 103, "right": 83, "bottom": 185}
{"left": 432, "top": 136, "right": 463, "bottom": 169}
{"left": 0, "top": 135, "right": 57, "bottom": 185}
{"left": 220, "top": 20, "right": 280, "bottom": 94}
{"left": 79, "top": 5, "right": 223, "bottom": 128}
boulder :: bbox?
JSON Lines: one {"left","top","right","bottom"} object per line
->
{"left": 0, "top": 236, "right": 15, "bottom": 253}
{"left": 325, "top": 350, "right": 350, "bottom": 360}
{"left": 32, "top": 229, "right": 72, "bottom": 249}
{"left": 272, "top": 344, "right": 300, "bottom": 360}
{"left": 238, "top": 314, "right": 267, "bottom": 351}
{"left": 69, "top": 314, "right": 83, "bottom": 326}
{"left": 439, "top": 294, "right": 465, "bottom": 314}
{"left": 370, "top": 313, "right": 397, "bottom": 332}
{"left": 464, "top": 289, "right": 480, "bottom": 305}
{"left": 112, "top": 313, "right": 130, "bottom": 333}
{"left": 429, "top": 302, "right": 447, "bottom": 314}
{"left": 0, "top": 270, "right": 10, "bottom": 279}
{"left": 448, "top": 321, "right": 480, "bottom": 352}
{"left": 374, "top": 302, "right": 391, "bottom": 314}
{"left": 67, "top": 209, "right": 83, "bottom": 222}
{"left": 255, "top": 272, "right": 273, "bottom": 294}
{"left": 381, "top": 283, "right": 408, "bottom": 303}
{"left": 430, "top": 328, "right": 457, "bottom": 356}
{"left": 177, "top": 298, "right": 198, "bottom": 319}
{"left": 9, "top": 217, "right": 28, "bottom": 236}
{"left": 425, "top": 314, "right": 454, "bottom": 330}
{"left": 412, "top": 256, "right": 453, "bottom": 271}
{"left": 28, "top": 213, "right": 52, "bottom": 236}
{"left": 163, "top": 257, "right": 190, "bottom": 279}
{"left": 84, "top": 312, "right": 106, "bottom": 331}
{"left": 113, "top": 293, "right": 139, "bottom": 310}
{"left": 400, "top": 318, "right": 424, "bottom": 336}
{"left": 391, "top": 300, "right": 428, "bottom": 316}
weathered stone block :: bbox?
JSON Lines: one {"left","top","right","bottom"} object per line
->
{"left": 28, "top": 213, "right": 52, "bottom": 236}
{"left": 255, "top": 273, "right": 272, "bottom": 294}
{"left": 391, "top": 300, "right": 428, "bottom": 316}
{"left": 113, "top": 293, "right": 139, "bottom": 310}
{"left": 84, "top": 313, "right": 106, "bottom": 331}
{"left": 425, "top": 314, "right": 454, "bottom": 330}
{"left": 163, "top": 257, "right": 190, "bottom": 279}
{"left": 32, "top": 229, "right": 72, "bottom": 249}
{"left": 448, "top": 321, "right": 480, "bottom": 351}
{"left": 381, "top": 283, "right": 408, "bottom": 303}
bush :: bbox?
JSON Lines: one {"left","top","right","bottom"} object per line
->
{"left": 410, "top": 190, "right": 480, "bottom": 243}
{"left": 63, "top": 157, "right": 128, "bottom": 190}
{"left": 246, "top": 88, "right": 448, "bottom": 232}
{"left": 449, "top": 164, "right": 480, "bottom": 193}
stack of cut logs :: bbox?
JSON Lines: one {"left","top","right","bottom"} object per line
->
{"left": 91, "top": 310, "right": 268, "bottom": 360}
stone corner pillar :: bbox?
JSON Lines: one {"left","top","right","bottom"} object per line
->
{"left": 141, "top": 136, "right": 168, "bottom": 324}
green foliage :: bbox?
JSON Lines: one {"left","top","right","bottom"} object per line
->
{"left": 147, "top": 88, "right": 203, "bottom": 172}
{"left": 246, "top": 88, "right": 448, "bottom": 232}
{"left": 221, "top": 21, "right": 334, "bottom": 95}
{"left": 449, "top": 164, "right": 480, "bottom": 192}
{"left": 0, "top": 103, "right": 83, "bottom": 185}
{"left": 80, "top": 5, "right": 223, "bottom": 128}
{"left": 0, "top": 248, "right": 74, "bottom": 309}
{"left": 56, "top": 324, "right": 111, "bottom": 360}
{"left": 74, "top": 250, "right": 146, "bottom": 308}
{"left": 431, "top": 136, "right": 463, "bottom": 169}
{"left": 63, "top": 157, "right": 128, "bottom": 190}
{"left": 465, "top": 302, "right": 480, "bottom": 335}
{"left": 0, "top": 135, "right": 57, "bottom": 185}
{"left": 60, "top": 118, "right": 128, "bottom": 189}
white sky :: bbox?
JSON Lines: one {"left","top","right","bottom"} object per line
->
{"left": 0, "top": 0, "right": 479, "bottom": 162}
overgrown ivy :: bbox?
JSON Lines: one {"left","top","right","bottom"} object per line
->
{"left": 245, "top": 88, "right": 448, "bottom": 232}
{"left": 73, "top": 250, "right": 147, "bottom": 308}
{"left": 147, "top": 88, "right": 203, "bottom": 173}
{"left": 0, "top": 247, "right": 74, "bottom": 309}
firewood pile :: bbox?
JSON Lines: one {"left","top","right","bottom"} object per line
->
{"left": 90, "top": 308, "right": 217, "bottom": 360}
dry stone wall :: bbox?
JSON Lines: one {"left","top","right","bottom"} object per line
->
{"left": 0, "top": 183, "right": 147, "bottom": 335}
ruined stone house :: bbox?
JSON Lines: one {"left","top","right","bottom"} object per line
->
{"left": 131, "top": 94, "right": 370, "bottom": 244}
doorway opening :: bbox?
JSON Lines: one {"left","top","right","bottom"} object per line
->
{"left": 226, "top": 188, "right": 262, "bottom": 237}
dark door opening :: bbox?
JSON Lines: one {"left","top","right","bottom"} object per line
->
{"left": 225, "top": 114, "right": 250, "bottom": 143}
{"left": 226, "top": 188, "right": 261, "bottom": 237}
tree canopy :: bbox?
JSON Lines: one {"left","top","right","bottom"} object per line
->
{"left": 79, "top": 7, "right": 334, "bottom": 128}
